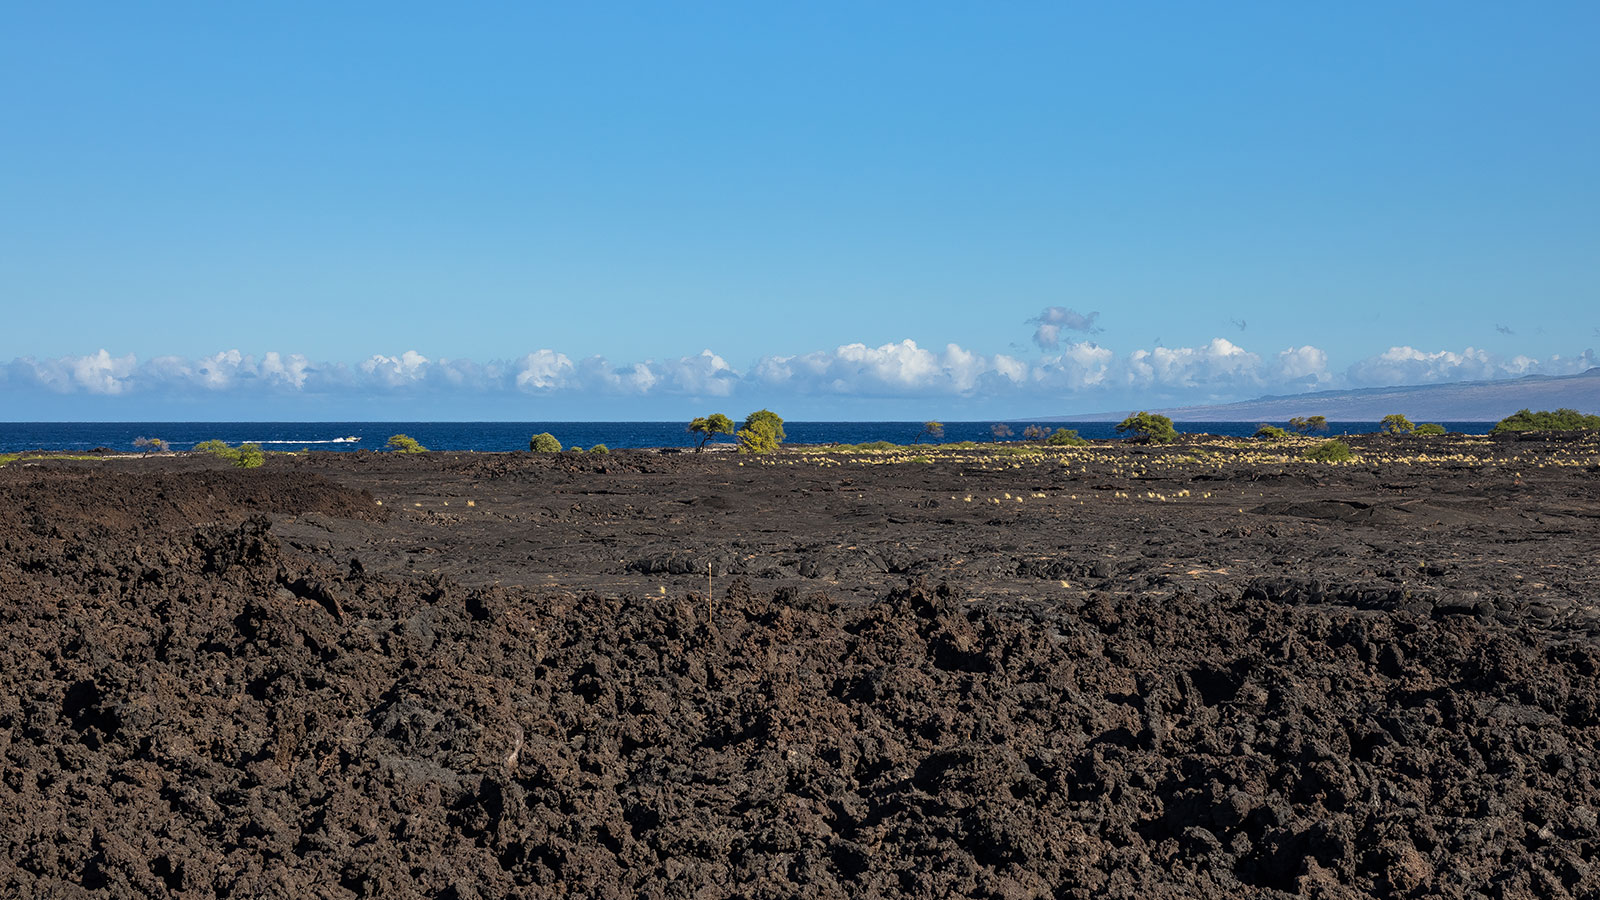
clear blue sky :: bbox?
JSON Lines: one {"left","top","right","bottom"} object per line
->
{"left": 3, "top": 3, "right": 1597, "bottom": 419}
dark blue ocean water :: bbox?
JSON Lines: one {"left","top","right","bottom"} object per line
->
{"left": 0, "top": 421, "right": 1496, "bottom": 453}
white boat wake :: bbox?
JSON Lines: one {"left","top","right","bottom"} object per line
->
{"left": 240, "top": 437, "right": 363, "bottom": 445}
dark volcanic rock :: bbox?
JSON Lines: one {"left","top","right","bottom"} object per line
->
{"left": 2, "top": 443, "right": 1599, "bottom": 898}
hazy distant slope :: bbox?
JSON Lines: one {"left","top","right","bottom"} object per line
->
{"left": 1082, "top": 367, "right": 1600, "bottom": 421}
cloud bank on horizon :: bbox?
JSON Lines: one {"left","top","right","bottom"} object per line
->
{"left": 6, "top": 6, "right": 1595, "bottom": 421}
{"left": 5, "top": 333, "right": 1595, "bottom": 420}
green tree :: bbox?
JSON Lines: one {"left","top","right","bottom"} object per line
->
{"left": 1288, "top": 415, "right": 1329, "bottom": 434}
{"left": 1379, "top": 414, "right": 1415, "bottom": 434}
{"left": 589, "top": 444, "right": 609, "bottom": 454}
{"left": 1254, "top": 424, "right": 1290, "bottom": 440}
{"left": 737, "top": 418, "right": 781, "bottom": 454}
{"left": 742, "top": 409, "right": 785, "bottom": 444}
{"left": 387, "top": 434, "right": 427, "bottom": 453}
{"left": 1046, "top": 428, "right": 1087, "bottom": 446}
{"left": 688, "top": 413, "right": 736, "bottom": 452}
{"left": 1414, "top": 423, "right": 1447, "bottom": 435}
{"left": 529, "top": 432, "right": 562, "bottom": 453}
{"left": 1115, "top": 412, "right": 1177, "bottom": 444}
{"left": 920, "top": 421, "right": 945, "bottom": 442}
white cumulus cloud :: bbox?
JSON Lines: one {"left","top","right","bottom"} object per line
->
{"left": 3, "top": 349, "right": 138, "bottom": 395}
{"left": 751, "top": 340, "right": 1025, "bottom": 396}
{"left": 4, "top": 338, "right": 1594, "bottom": 417}
{"left": 361, "top": 350, "right": 431, "bottom": 387}
{"left": 1125, "top": 338, "right": 1261, "bottom": 388}
{"left": 1346, "top": 346, "right": 1599, "bottom": 386}
{"left": 1032, "top": 342, "right": 1116, "bottom": 390}
{"left": 1269, "top": 345, "right": 1332, "bottom": 387}
{"left": 658, "top": 349, "right": 738, "bottom": 396}
{"left": 260, "top": 351, "right": 312, "bottom": 388}
{"left": 513, "top": 350, "right": 575, "bottom": 392}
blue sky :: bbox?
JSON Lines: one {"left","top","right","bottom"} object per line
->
{"left": 3, "top": 3, "right": 1597, "bottom": 419}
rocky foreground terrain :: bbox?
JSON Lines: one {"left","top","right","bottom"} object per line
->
{"left": 1, "top": 433, "right": 1598, "bottom": 898}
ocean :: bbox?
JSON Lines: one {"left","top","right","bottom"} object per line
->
{"left": 0, "top": 421, "right": 1497, "bottom": 454}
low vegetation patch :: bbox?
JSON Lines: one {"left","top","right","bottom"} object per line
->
{"left": 529, "top": 433, "right": 562, "bottom": 453}
{"left": 1304, "top": 439, "right": 1354, "bottom": 462}
{"left": 387, "top": 434, "right": 427, "bottom": 453}
{"left": 193, "top": 439, "right": 237, "bottom": 459}
{"left": 192, "top": 440, "right": 265, "bottom": 468}
{"left": 1491, "top": 408, "right": 1600, "bottom": 434}
{"left": 1116, "top": 412, "right": 1178, "bottom": 444}
{"left": 799, "top": 441, "right": 905, "bottom": 454}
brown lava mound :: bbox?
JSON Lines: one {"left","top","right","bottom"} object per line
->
{"left": 2, "top": 435, "right": 1598, "bottom": 898}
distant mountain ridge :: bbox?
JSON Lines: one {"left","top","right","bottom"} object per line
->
{"left": 1072, "top": 367, "right": 1600, "bottom": 422}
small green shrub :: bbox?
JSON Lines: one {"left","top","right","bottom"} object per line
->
{"left": 1379, "top": 414, "right": 1415, "bottom": 434}
{"left": 1490, "top": 408, "right": 1600, "bottom": 434}
{"left": 569, "top": 446, "right": 583, "bottom": 453}
{"left": 1414, "top": 423, "right": 1447, "bottom": 435}
{"left": 589, "top": 444, "right": 609, "bottom": 454}
{"left": 1303, "top": 439, "right": 1353, "bottom": 462}
{"left": 1045, "top": 428, "right": 1088, "bottom": 446}
{"left": 529, "top": 433, "right": 562, "bottom": 453}
{"left": 387, "top": 434, "right": 427, "bottom": 453}
{"left": 193, "top": 439, "right": 240, "bottom": 462}
{"left": 1254, "top": 424, "right": 1291, "bottom": 440}
{"left": 133, "top": 436, "right": 169, "bottom": 452}
{"left": 234, "top": 443, "right": 265, "bottom": 469}
{"left": 1116, "top": 412, "right": 1177, "bottom": 444}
